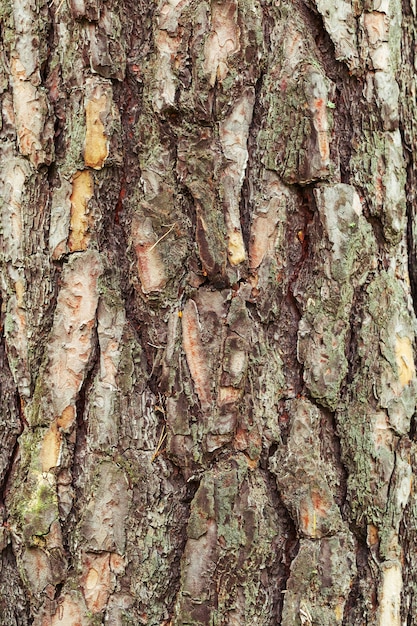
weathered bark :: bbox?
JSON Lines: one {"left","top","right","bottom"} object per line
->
{"left": 1, "top": 0, "right": 417, "bottom": 624}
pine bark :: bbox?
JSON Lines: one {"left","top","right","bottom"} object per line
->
{"left": 1, "top": 0, "right": 417, "bottom": 624}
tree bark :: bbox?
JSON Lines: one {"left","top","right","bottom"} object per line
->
{"left": 1, "top": 0, "right": 417, "bottom": 624}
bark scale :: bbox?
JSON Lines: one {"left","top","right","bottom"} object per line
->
{"left": 0, "top": 0, "right": 417, "bottom": 624}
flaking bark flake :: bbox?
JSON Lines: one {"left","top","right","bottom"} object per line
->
{"left": 1, "top": 0, "right": 417, "bottom": 624}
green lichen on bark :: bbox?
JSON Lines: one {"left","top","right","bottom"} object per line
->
{"left": 295, "top": 184, "right": 377, "bottom": 410}
{"left": 350, "top": 128, "right": 406, "bottom": 245}
{"left": 337, "top": 271, "right": 417, "bottom": 531}
{"left": 174, "top": 456, "right": 285, "bottom": 625}
{"left": 281, "top": 535, "right": 356, "bottom": 626}
{"left": 2, "top": 0, "right": 417, "bottom": 623}
{"left": 13, "top": 473, "right": 57, "bottom": 547}
{"left": 259, "top": 67, "right": 335, "bottom": 184}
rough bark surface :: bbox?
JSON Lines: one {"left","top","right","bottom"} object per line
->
{"left": 1, "top": 0, "right": 417, "bottom": 624}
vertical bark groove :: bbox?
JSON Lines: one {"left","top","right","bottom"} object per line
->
{"left": 1, "top": 0, "right": 417, "bottom": 623}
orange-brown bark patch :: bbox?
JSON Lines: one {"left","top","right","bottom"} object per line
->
{"left": 15, "top": 279, "right": 25, "bottom": 308}
{"left": 49, "top": 593, "right": 86, "bottom": 626}
{"left": 313, "top": 99, "right": 330, "bottom": 161}
{"left": 227, "top": 229, "right": 246, "bottom": 266}
{"left": 40, "top": 423, "right": 62, "bottom": 472}
{"left": 81, "top": 552, "right": 111, "bottom": 613}
{"left": 84, "top": 94, "right": 108, "bottom": 169}
{"left": 367, "top": 524, "right": 379, "bottom": 547}
{"left": 218, "top": 386, "right": 241, "bottom": 406}
{"left": 135, "top": 242, "right": 167, "bottom": 293}
{"left": 131, "top": 217, "right": 168, "bottom": 293}
{"left": 110, "top": 552, "right": 125, "bottom": 574}
{"left": 395, "top": 334, "right": 415, "bottom": 387}
{"left": 57, "top": 405, "right": 75, "bottom": 430}
{"left": 249, "top": 213, "right": 278, "bottom": 270}
{"left": 181, "top": 300, "right": 212, "bottom": 410}
{"left": 299, "top": 488, "right": 332, "bottom": 538}
{"left": 10, "top": 58, "right": 52, "bottom": 166}
{"left": 233, "top": 427, "right": 248, "bottom": 451}
{"left": 68, "top": 170, "right": 94, "bottom": 252}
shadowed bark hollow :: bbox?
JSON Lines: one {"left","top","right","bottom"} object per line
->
{"left": 1, "top": 0, "right": 417, "bottom": 624}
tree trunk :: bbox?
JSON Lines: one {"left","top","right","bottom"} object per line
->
{"left": 1, "top": 0, "right": 417, "bottom": 624}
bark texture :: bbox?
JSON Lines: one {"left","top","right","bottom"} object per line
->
{"left": 1, "top": 0, "right": 417, "bottom": 624}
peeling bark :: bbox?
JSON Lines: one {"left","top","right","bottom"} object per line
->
{"left": 1, "top": 0, "right": 417, "bottom": 624}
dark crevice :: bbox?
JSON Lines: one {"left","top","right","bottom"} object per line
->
{"left": 320, "top": 406, "right": 348, "bottom": 508}
{"left": 279, "top": 294, "right": 304, "bottom": 398}
{"left": 344, "top": 284, "right": 367, "bottom": 389}
{"left": 0, "top": 402, "right": 22, "bottom": 502}
{"left": 44, "top": 9, "right": 66, "bottom": 161}
{"left": 393, "top": 1, "right": 417, "bottom": 312}
{"left": 363, "top": 213, "right": 390, "bottom": 257}
{"left": 0, "top": 313, "right": 24, "bottom": 501}
{"left": 282, "top": 186, "right": 316, "bottom": 397}
{"left": 405, "top": 187, "right": 417, "bottom": 314}
{"left": 342, "top": 537, "right": 379, "bottom": 626}
{"left": 300, "top": 389, "right": 350, "bottom": 518}
{"left": 94, "top": 86, "right": 153, "bottom": 382}
{"left": 276, "top": 521, "right": 300, "bottom": 601}
{"left": 72, "top": 372, "right": 90, "bottom": 476}
{"left": 266, "top": 473, "right": 300, "bottom": 625}
{"left": 400, "top": 104, "right": 417, "bottom": 312}
{"left": 147, "top": 397, "right": 168, "bottom": 464}
{"left": 400, "top": 446, "right": 417, "bottom": 623}
{"left": 240, "top": 69, "right": 265, "bottom": 252}
{"left": 409, "top": 412, "right": 417, "bottom": 441}
{"left": 65, "top": 341, "right": 100, "bottom": 534}
{"left": 53, "top": 581, "right": 64, "bottom": 603}
{"left": 267, "top": 442, "right": 278, "bottom": 459}
{"left": 336, "top": 285, "right": 368, "bottom": 523}
{"left": 288, "top": 185, "right": 316, "bottom": 289}
{"left": 0, "top": 545, "right": 32, "bottom": 626}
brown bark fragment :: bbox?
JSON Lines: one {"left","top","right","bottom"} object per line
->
{"left": 132, "top": 216, "right": 168, "bottom": 294}
{"left": 84, "top": 93, "right": 108, "bottom": 169}
{"left": 47, "top": 251, "right": 102, "bottom": 426}
{"left": 2, "top": 1, "right": 417, "bottom": 624}
{"left": 219, "top": 89, "right": 254, "bottom": 266}
{"left": 10, "top": 0, "right": 54, "bottom": 167}
{"left": 394, "top": 335, "right": 415, "bottom": 387}
{"left": 203, "top": 0, "right": 239, "bottom": 86}
{"left": 78, "top": 462, "right": 130, "bottom": 554}
{"left": 81, "top": 552, "right": 111, "bottom": 613}
{"left": 181, "top": 299, "right": 212, "bottom": 411}
{"left": 40, "top": 424, "right": 62, "bottom": 473}
{"left": 47, "top": 592, "right": 88, "bottom": 626}
{"left": 68, "top": 171, "right": 94, "bottom": 252}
